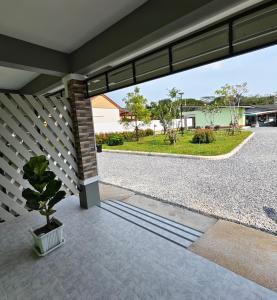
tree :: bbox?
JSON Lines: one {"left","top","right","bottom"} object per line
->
{"left": 215, "top": 82, "right": 248, "bottom": 135}
{"left": 150, "top": 99, "right": 172, "bottom": 134}
{"left": 121, "top": 87, "right": 151, "bottom": 141}
{"left": 202, "top": 101, "right": 221, "bottom": 127}
{"left": 164, "top": 87, "right": 180, "bottom": 145}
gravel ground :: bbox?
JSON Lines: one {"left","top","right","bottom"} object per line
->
{"left": 98, "top": 128, "right": 277, "bottom": 233}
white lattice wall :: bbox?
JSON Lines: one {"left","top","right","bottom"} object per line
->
{"left": 0, "top": 93, "right": 79, "bottom": 223}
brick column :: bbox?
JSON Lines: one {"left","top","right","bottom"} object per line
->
{"left": 64, "top": 74, "right": 100, "bottom": 208}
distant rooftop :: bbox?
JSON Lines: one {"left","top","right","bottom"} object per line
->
{"left": 245, "top": 105, "right": 277, "bottom": 115}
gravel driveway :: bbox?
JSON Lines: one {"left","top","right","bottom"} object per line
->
{"left": 98, "top": 128, "right": 277, "bottom": 233}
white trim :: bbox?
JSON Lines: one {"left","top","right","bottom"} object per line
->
{"left": 62, "top": 74, "right": 86, "bottom": 97}
{"left": 63, "top": 73, "right": 86, "bottom": 82}
{"left": 79, "top": 176, "right": 99, "bottom": 185}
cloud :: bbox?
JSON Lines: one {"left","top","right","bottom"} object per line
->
{"left": 201, "top": 61, "right": 224, "bottom": 71}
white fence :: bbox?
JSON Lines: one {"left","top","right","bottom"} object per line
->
{"left": 94, "top": 119, "right": 182, "bottom": 134}
{"left": 0, "top": 93, "right": 78, "bottom": 223}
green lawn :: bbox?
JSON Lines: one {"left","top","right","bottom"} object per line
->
{"left": 103, "top": 130, "right": 252, "bottom": 156}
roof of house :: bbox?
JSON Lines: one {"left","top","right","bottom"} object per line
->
{"left": 245, "top": 105, "right": 277, "bottom": 115}
{"left": 91, "top": 94, "right": 122, "bottom": 109}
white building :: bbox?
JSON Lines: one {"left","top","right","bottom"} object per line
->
{"left": 91, "top": 94, "right": 121, "bottom": 123}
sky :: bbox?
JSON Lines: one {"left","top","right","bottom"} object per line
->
{"left": 107, "top": 45, "right": 277, "bottom": 107}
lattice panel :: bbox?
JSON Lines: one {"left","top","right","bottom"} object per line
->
{"left": 0, "top": 93, "right": 79, "bottom": 223}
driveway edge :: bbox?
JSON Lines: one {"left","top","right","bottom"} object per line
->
{"left": 102, "top": 132, "right": 255, "bottom": 160}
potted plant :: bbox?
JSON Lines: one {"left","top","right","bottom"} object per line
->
{"left": 96, "top": 136, "right": 103, "bottom": 152}
{"left": 96, "top": 140, "right": 103, "bottom": 153}
{"left": 22, "top": 155, "right": 66, "bottom": 256}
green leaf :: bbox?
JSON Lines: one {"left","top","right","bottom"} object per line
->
{"left": 41, "top": 179, "right": 62, "bottom": 200}
{"left": 48, "top": 191, "right": 66, "bottom": 209}
{"left": 22, "top": 188, "right": 41, "bottom": 210}
{"left": 40, "top": 209, "right": 56, "bottom": 217}
{"left": 48, "top": 209, "right": 56, "bottom": 216}
{"left": 23, "top": 155, "right": 48, "bottom": 175}
{"left": 22, "top": 156, "right": 53, "bottom": 192}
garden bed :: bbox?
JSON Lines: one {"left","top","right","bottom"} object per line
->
{"left": 102, "top": 130, "right": 252, "bottom": 156}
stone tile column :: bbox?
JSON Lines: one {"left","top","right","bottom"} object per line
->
{"left": 63, "top": 74, "right": 100, "bottom": 208}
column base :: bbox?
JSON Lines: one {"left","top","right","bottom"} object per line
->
{"left": 79, "top": 180, "right": 100, "bottom": 209}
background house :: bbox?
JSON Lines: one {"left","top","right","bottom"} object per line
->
{"left": 91, "top": 94, "right": 121, "bottom": 123}
{"left": 245, "top": 105, "right": 277, "bottom": 127}
{"left": 183, "top": 107, "right": 246, "bottom": 128}
{"left": 183, "top": 105, "right": 277, "bottom": 128}
{"left": 91, "top": 94, "right": 151, "bottom": 133}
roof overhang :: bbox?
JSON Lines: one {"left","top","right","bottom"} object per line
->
{"left": 245, "top": 110, "right": 277, "bottom": 115}
{"left": 0, "top": 0, "right": 276, "bottom": 94}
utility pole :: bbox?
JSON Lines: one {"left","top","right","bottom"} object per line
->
{"left": 179, "top": 92, "right": 184, "bottom": 134}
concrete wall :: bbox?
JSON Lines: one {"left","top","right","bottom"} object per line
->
{"left": 183, "top": 107, "right": 245, "bottom": 127}
{"left": 93, "top": 119, "right": 182, "bottom": 134}
{"left": 93, "top": 119, "right": 163, "bottom": 134}
{"left": 92, "top": 108, "right": 120, "bottom": 123}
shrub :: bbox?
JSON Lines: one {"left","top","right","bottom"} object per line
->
{"left": 192, "top": 128, "right": 215, "bottom": 144}
{"left": 192, "top": 129, "right": 206, "bottom": 143}
{"left": 165, "top": 128, "right": 178, "bottom": 145}
{"left": 137, "top": 129, "right": 146, "bottom": 137}
{"left": 121, "top": 131, "right": 134, "bottom": 141}
{"left": 179, "top": 127, "right": 185, "bottom": 135}
{"left": 96, "top": 129, "right": 154, "bottom": 144}
{"left": 145, "top": 128, "right": 154, "bottom": 136}
{"left": 96, "top": 133, "right": 109, "bottom": 144}
{"left": 205, "top": 129, "right": 215, "bottom": 143}
{"left": 214, "top": 125, "right": 220, "bottom": 131}
{"left": 107, "top": 134, "right": 124, "bottom": 146}
{"left": 96, "top": 135, "right": 103, "bottom": 145}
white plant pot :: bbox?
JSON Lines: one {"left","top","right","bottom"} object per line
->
{"left": 30, "top": 218, "right": 65, "bottom": 256}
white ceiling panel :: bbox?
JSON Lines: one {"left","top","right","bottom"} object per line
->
{"left": 0, "top": 67, "right": 38, "bottom": 90}
{"left": 0, "top": 0, "right": 147, "bottom": 53}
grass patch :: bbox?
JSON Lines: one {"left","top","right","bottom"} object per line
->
{"left": 103, "top": 130, "right": 252, "bottom": 156}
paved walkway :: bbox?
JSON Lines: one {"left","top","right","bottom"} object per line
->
{"left": 98, "top": 128, "right": 277, "bottom": 233}
{"left": 1, "top": 196, "right": 276, "bottom": 299}
{"left": 100, "top": 183, "right": 277, "bottom": 291}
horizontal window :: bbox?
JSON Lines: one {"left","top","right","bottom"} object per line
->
{"left": 233, "top": 4, "right": 277, "bottom": 52}
{"left": 172, "top": 26, "right": 229, "bottom": 71}
{"left": 135, "top": 49, "right": 170, "bottom": 82}
{"left": 108, "top": 64, "right": 133, "bottom": 91}
{"left": 87, "top": 75, "right": 107, "bottom": 96}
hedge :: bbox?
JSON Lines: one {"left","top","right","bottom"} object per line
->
{"left": 96, "top": 128, "right": 154, "bottom": 144}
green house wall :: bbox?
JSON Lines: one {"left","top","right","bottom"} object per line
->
{"left": 183, "top": 107, "right": 245, "bottom": 127}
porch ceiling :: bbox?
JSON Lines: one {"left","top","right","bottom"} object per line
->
{"left": 0, "top": 0, "right": 147, "bottom": 53}
{"left": 0, "top": 0, "right": 269, "bottom": 93}
{"left": 0, "top": 66, "right": 38, "bottom": 90}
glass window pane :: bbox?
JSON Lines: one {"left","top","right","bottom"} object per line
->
{"left": 233, "top": 4, "right": 277, "bottom": 52}
{"left": 135, "top": 49, "right": 170, "bottom": 83}
{"left": 87, "top": 75, "right": 106, "bottom": 96}
{"left": 172, "top": 25, "right": 229, "bottom": 71}
{"left": 108, "top": 64, "right": 133, "bottom": 91}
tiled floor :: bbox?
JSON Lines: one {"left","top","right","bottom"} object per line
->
{"left": 189, "top": 220, "right": 277, "bottom": 292}
{"left": 0, "top": 196, "right": 276, "bottom": 299}
{"left": 99, "top": 182, "right": 216, "bottom": 232}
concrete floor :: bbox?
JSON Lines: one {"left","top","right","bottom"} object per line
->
{"left": 1, "top": 196, "right": 276, "bottom": 299}
{"left": 100, "top": 182, "right": 217, "bottom": 232}
{"left": 100, "top": 183, "right": 277, "bottom": 293}
{"left": 189, "top": 220, "right": 277, "bottom": 292}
